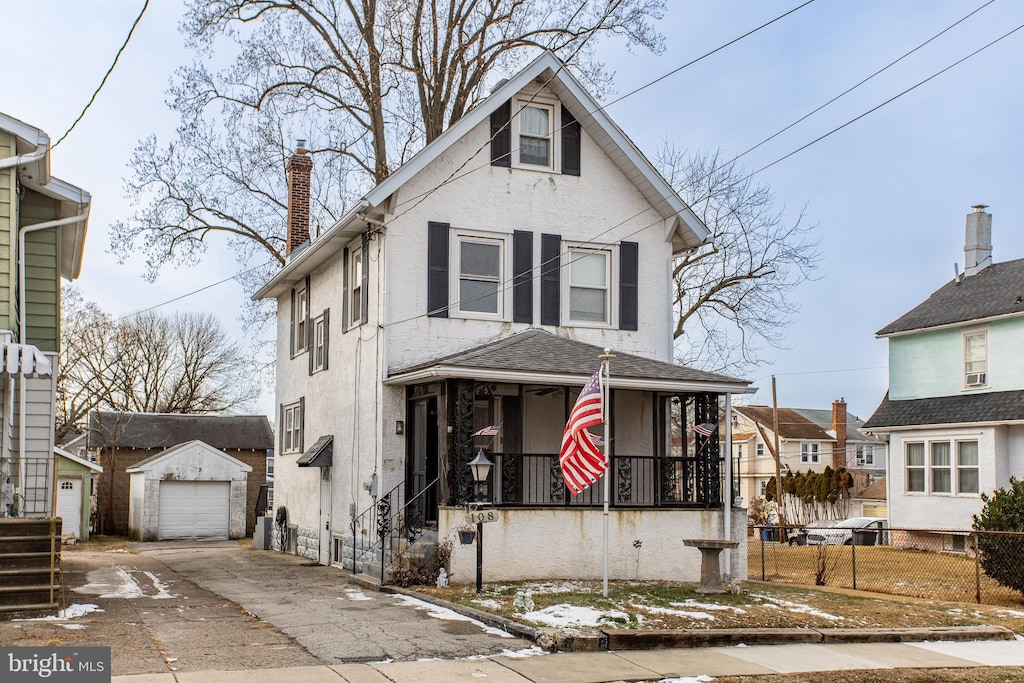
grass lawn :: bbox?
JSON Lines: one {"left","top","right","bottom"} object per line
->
{"left": 419, "top": 579, "right": 1024, "bottom": 633}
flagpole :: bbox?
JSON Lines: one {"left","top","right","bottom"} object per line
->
{"left": 599, "top": 348, "right": 615, "bottom": 598}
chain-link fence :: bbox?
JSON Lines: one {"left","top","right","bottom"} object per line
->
{"left": 749, "top": 524, "right": 1024, "bottom": 606}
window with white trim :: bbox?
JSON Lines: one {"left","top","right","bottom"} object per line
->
{"left": 312, "top": 316, "right": 326, "bottom": 372}
{"left": 906, "top": 442, "right": 925, "bottom": 492}
{"left": 759, "top": 480, "right": 767, "bottom": 496}
{"left": 800, "top": 443, "right": 819, "bottom": 464}
{"left": 456, "top": 236, "right": 503, "bottom": 316}
{"left": 350, "top": 247, "right": 363, "bottom": 326}
{"left": 293, "top": 285, "right": 308, "bottom": 354}
{"left": 906, "top": 439, "right": 979, "bottom": 495}
{"left": 736, "top": 444, "right": 743, "bottom": 459}
{"left": 756, "top": 443, "right": 765, "bottom": 458}
{"left": 517, "top": 102, "right": 554, "bottom": 168}
{"left": 957, "top": 441, "right": 980, "bottom": 494}
{"left": 283, "top": 402, "right": 303, "bottom": 454}
{"left": 931, "top": 442, "right": 952, "bottom": 493}
{"left": 567, "top": 248, "right": 609, "bottom": 324}
{"left": 963, "top": 329, "right": 988, "bottom": 388}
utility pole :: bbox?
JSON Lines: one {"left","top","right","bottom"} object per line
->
{"left": 771, "top": 376, "right": 785, "bottom": 542}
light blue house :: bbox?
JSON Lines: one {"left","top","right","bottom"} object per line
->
{"left": 865, "top": 206, "right": 1024, "bottom": 551}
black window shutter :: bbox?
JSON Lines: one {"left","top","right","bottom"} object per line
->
{"left": 341, "top": 247, "right": 350, "bottom": 334}
{"left": 619, "top": 241, "right": 639, "bottom": 331}
{"left": 298, "top": 396, "right": 305, "bottom": 453}
{"left": 322, "top": 309, "right": 330, "bottom": 371}
{"left": 278, "top": 403, "right": 285, "bottom": 453}
{"left": 541, "top": 233, "right": 561, "bottom": 326}
{"left": 361, "top": 234, "right": 370, "bottom": 325}
{"left": 513, "top": 230, "right": 533, "bottom": 324}
{"left": 561, "top": 105, "right": 580, "bottom": 176}
{"left": 289, "top": 288, "right": 296, "bottom": 357}
{"left": 490, "top": 100, "right": 512, "bottom": 167}
{"left": 427, "top": 221, "right": 450, "bottom": 317}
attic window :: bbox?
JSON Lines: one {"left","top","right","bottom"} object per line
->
{"left": 518, "top": 103, "right": 552, "bottom": 167}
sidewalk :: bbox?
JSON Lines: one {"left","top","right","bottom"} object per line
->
{"left": 112, "top": 638, "right": 1024, "bottom": 682}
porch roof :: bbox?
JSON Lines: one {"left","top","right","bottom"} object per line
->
{"left": 297, "top": 435, "right": 333, "bottom": 468}
{"left": 386, "top": 329, "right": 753, "bottom": 394}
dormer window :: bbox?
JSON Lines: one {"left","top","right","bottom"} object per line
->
{"left": 963, "top": 329, "right": 987, "bottom": 388}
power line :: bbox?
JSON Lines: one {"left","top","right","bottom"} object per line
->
{"left": 53, "top": 0, "right": 150, "bottom": 149}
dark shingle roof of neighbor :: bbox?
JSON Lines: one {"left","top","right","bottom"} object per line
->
{"left": 863, "top": 390, "right": 1024, "bottom": 429}
{"left": 877, "top": 258, "right": 1024, "bottom": 336}
{"left": 734, "top": 406, "right": 833, "bottom": 441}
{"left": 390, "top": 328, "right": 749, "bottom": 386}
{"left": 88, "top": 412, "right": 274, "bottom": 450}
{"left": 793, "top": 408, "right": 884, "bottom": 445}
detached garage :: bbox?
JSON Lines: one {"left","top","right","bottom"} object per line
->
{"left": 126, "top": 440, "right": 252, "bottom": 541}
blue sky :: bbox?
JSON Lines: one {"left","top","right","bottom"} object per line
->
{"left": 2, "top": 0, "right": 1023, "bottom": 419}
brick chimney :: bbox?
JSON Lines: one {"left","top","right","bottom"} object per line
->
{"left": 964, "top": 205, "right": 992, "bottom": 277}
{"left": 832, "top": 398, "right": 847, "bottom": 469}
{"left": 286, "top": 140, "right": 313, "bottom": 256}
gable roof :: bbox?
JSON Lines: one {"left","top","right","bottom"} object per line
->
{"left": 863, "top": 389, "right": 1024, "bottom": 430}
{"left": 125, "top": 440, "right": 253, "bottom": 474}
{"left": 54, "top": 446, "right": 103, "bottom": 473}
{"left": 877, "top": 258, "right": 1024, "bottom": 336}
{"left": 386, "top": 328, "right": 751, "bottom": 393}
{"left": 734, "top": 406, "right": 832, "bottom": 441}
{"left": 255, "top": 51, "right": 707, "bottom": 301}
{"left": 852, "top": 477, "right": 886, "bottom": 501}
{"left": 88, "top": 412, "right": 274, "bottom": 450}
{"left": 792, "top": 408, "right": 884, "bottom": 445}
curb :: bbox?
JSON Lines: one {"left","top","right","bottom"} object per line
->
{"left": 346, "top": 578, "right": 1016, "bottom": 654}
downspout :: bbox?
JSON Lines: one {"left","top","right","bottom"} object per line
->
{"left": 17, "top": 207, "right": 89, "bottom": 515}
{"left": 724, "top": 393, "right": 733, "bottom": 579}
{"left": 0, "top": 146, "right": 47, "bottom": 172}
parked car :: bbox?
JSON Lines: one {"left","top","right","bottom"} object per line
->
{"left": 804, "top": 516, "right": 887, "bottom": 546}
{"left": 788, "top": 519, "right": 838, "bottom": 546}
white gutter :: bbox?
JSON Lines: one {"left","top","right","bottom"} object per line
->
{"left": 17, "top": 208, "right": 89, "bottom": 514}
{"left": 0, "top": 147, "right": 47, "bottom": 172}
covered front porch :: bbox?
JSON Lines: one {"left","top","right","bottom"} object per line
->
{"left": 377, "top": 329, "right": 752, "bottom": 583}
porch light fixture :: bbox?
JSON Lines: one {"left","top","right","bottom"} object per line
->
{"left": 469, "top": 449, "right": 493, "bottom": 493}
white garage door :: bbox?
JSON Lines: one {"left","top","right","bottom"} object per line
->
{"left": 158, "top": 481, "right": 230, "bottom": 540}
{"left": 56, "top": 477, "right": 82, "bottom": 539}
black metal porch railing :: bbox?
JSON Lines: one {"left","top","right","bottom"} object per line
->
{"left": 348, "top": 477, "right": 440, "bottom": 581}
{"left": 489, "top": 453, "right": 725, "bottom": 508}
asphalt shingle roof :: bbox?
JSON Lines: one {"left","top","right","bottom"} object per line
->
{"left": 863, "top": 390, "right": 1024, "bottom": 429}
{"left": 794, "top": 408, "right": 884, "bottom": 445}
{"left": 88, "top": 412, "right": 274, "bottom": 450}
{"left": 877, "top": 258, "right": 1024, "bottom": 336}
{"left": 390, "top": 329, "right": 748, "bottom": 386}
{"left": 734, "top": 406, "right": 832, "bottom": 440}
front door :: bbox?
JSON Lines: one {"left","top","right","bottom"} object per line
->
{"left": 319, "top": 468, "right": 331, "bottom": 565}
{"left": 408, "top": 396, "right": 438, "bottom": 525}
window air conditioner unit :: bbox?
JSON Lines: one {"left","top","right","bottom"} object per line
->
{"left": 856, "top": 458, "right": 865, "bottom": 466}
{"left": 966, "top": 372, "right": 986, "bottom": 387}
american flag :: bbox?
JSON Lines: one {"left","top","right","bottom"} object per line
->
{"left": 559, "top": 368, "right": 606, "bottom": 495}
{"left": 472, "top": 425, "right": 500, "bottom": 436}
{"left": 687, "top": 422, "right": 717, "bottom": 437}
{"left": 587, "top": 432, "right": 605, "bottom": 447}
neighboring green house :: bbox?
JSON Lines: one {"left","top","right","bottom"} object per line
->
{"left": 0, "top": 113, "right": 90, "bottom": 518}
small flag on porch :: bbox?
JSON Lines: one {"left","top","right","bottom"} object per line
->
{"left": 559, "top": 368, "right": 606, "bottom": 495}
{"left": 687, "top": 422, "right": 717, "bottom": 437}
{"left": 472, "top": 425, "right": 500, "bottom": 436}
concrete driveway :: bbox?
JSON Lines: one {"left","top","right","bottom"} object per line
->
{"left": 134, "top": 541, "right": 532, "bottom": 663}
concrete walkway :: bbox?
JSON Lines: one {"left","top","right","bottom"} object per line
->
{"left": 112, "top": 638, "right": 1024, "bottom": 682}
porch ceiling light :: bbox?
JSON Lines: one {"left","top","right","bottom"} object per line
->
{"left": 469, "top": 449, "right": 493, "bottom": 483}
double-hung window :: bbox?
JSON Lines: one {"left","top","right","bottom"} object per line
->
{"left": 283, "top": 402, "right": 303, "bottom": 454}
{"left": 312, "top": 316, "right": 326, "bottom": 372}
{"left": 957, "top": 441, "right": 980, "bottom": 494}
{"left": 293, "top": 285, "right": 308, "bottom": 354}
{"left": 518, "top": 102, "right": 553, "bottom": 168}
{"left": 964, "top": 329, "right": 988, "bottom": 388}
{"left": 350, "top": 248, "right": 363, "bottom": 326}
{"left": 756, "top": 443, "right": 765, "bottom": 458}
{"left": 906, "top": 442, "right": 925, "bottom": 492}
{"left": 930, "top": 442, "right": 952, "bottom": 493}
{"left": 568, "top": 248, "right": 609, "bottom": 324}
{"left": 457, "top": 236, "right": 503, "bottom": 316}
{"left": 800, "top": 443, "right": 819, "bottom": 464}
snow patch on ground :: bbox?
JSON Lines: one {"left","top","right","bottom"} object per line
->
{"left": 472, "top": 598, "right": 502, "bottom": 610}
{"left": 672, "top": 599, "right": 745, "bottom": 613}
{"left": 60, "top": 623, "right": 88, "bottom": 630}
{"left": 463, "top": 646, "right": 547, "bottom": 660}
{"left": 73, "top": 567, "right": 174, "bottom": 599}
{"left": 518, "top": 581, "right": 586, "bottom": 594}
{"left": 521, "top": 604, "right": 629, "bottom": 628}
{"left": 16, "top": 604, "right": 103, "bottom": 621}
{"left": 142, "top": 571, "right": 175, "bottom": 599}
{"left": 657, "top": 677, "right": 714, "bottom": 683}
{"left": 751, "top": 593, "right": 843, "bottom": 621}
{"left": 342, "top": 589, "right": 374, "bottom": 601}
{"left": 393, "top": 595, "right": 514, "bottom": 638}
{"left": 634, "top": 604, "right": 715, "bottom": 621}
{"left": 996, "top": 609, "right": 1024, "bottom": 618}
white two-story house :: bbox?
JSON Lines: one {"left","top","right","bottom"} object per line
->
{"left": 864, "top": 206, "right": 1022, "bottom": 551}
{"left": 255, "top": 52, "right": 753, "bottom": 584}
